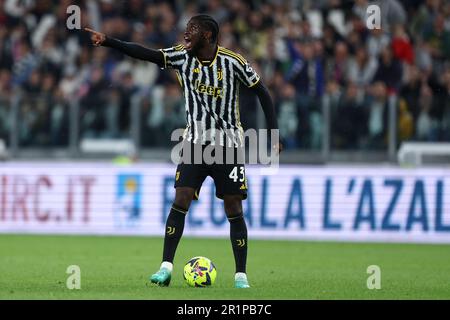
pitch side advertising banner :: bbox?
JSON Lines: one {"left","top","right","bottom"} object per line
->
{"left": 0, "top": 163, "right": 449, "bottom": 243}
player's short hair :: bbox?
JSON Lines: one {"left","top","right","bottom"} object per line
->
{"left": 191, "top": 14, "right": 219, "bottom": 43}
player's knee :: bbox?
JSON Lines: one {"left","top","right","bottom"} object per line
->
{"left": 173, "top": 197, "right": 191, "bottom": 211}
{"left": 174, "top": 188, "right": 195, "bottom": 210}
{"left": 223, "top": 196, "right": 243, "bottom": 218}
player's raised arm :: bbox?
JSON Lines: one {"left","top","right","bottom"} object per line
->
{"left": 84, "top": 27, "right": 164, "bottom": 67}
{"left": 251, "top": 81, "right": 283, "bottom": 154}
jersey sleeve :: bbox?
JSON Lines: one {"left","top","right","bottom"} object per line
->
{"left": 159, "top": 45, "right": 187, "bottom": 70}
{"left": 235, "top": 59, "right": 260, "bottom": 88}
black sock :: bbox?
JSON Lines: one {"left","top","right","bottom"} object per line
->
{"left": 162, "top": 205, "right": 187, "bottom": 263}
{"left": 229, "top": 214, "right": 248, "bottom": 274}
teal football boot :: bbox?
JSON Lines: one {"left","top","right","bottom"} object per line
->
{"left": 234, "top": 274, "right": 250, "bottom": 288}
{"left": 150, "top": 267, "right": 171, "bottom": 287}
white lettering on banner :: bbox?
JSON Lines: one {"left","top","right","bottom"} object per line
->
{"left": 0, "top": 164, "right": 449, "bottom": 243}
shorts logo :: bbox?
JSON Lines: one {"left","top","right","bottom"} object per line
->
{"left": 176, "top": 171, "right": 180, "bottom": 181}
{"left": 237, "top": 239, "right": 246, "bottom": 247}
{"left": 167, "top": 226, "right": 176, "bottom": 235}
{"left": 240, "top": 178, "right": 247, "bottom": 190}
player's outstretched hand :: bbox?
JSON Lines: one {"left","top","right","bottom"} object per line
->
{"left": 84, "top": 27, "right": 106, "bottom": 46}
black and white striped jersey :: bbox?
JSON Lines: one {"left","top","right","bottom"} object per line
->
{"left": 159, "top": 45, "right": 260, "bottom": 147}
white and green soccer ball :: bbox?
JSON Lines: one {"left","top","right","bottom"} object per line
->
{"left": 183, "top": 256, "right": 217, "bottom": 287}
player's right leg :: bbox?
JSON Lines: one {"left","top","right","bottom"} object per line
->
{"left": 210, "top": 145, "right": 250, "bottom": 288}
{"left": 223, "top": 194, "right": 250, "bottom": 289}
{"left": 150, "top": 187, "right": 195, "bottom": 286}
{"left": 150, "top": 143, "right": 208, "bottom": 286}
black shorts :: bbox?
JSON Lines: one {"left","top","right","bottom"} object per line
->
{"left": 174, "top": 141, "right": 247, "bottom": 200}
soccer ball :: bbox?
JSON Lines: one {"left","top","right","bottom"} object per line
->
{"left": 183, "top": 256, "right": 217, "bottom": 287}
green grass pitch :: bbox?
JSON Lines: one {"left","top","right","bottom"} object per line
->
{"left": 0, "top": 234, "right": 449, "bottom": 299}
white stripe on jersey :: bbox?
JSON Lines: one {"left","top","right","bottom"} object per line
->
{"left": 188, "top": 57, "right": 199, "bottom": 144}
{"left": 210, "top": 61, "right": 217, "bottom": 145}
{"left": 200, "top": 65, "right": 207, "bottom": 143}
{"left": 236, "top": 84, "right": 244, "bottom": 146}
{"left": 181, "top": 56, "right": 193, "bottom": 141}
{"left": 218, "top": 54, "right": 227, "bottom": 147}
{"left": 227, "top": 64, "right": 237, "bottom": 148}
{"left": 160, "top": 45, "right": 260, "bottom": 147}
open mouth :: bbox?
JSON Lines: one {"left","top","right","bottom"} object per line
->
{"left": 184, "top": 37, "right": 192, "bottom": 50}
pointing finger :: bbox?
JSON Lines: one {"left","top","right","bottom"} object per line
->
{"left": 84, "top": 27, "right": 96, "bottom": 34}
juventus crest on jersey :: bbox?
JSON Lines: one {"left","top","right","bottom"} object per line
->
{"left": 159, "top": 45, "right": 260, "bottom": 148}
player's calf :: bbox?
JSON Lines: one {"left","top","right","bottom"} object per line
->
{"left": 227, "top": 211, "right": 249, "bottom": 288}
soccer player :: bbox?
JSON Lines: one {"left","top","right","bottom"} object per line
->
{"left": 85, "top": 14, "right": 281, "bottom": 289}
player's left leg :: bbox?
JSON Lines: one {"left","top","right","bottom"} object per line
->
{"left": 212, "top": 145, "right": 249, "bottom": 288}
{"left": 224, "top": 195, "right": 250, "bottom": 289}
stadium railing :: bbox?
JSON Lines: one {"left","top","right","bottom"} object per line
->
{"left": 1, "top": 90, "right": 448, "bottom": 165}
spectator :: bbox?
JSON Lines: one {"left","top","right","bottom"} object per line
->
{"left": 50, "top": 87, "right": 69, "bottom": 146}
{"left": 400, "top": 65, "right": 422, "bottom": 125}
{"left": 412, "top": 0, "right": 443, "bottom": 41}
{"left": 416, "top": 85, "right": 435, "bottom": 140}
{"left": 441, "top": 68, "right": 450, "bottom": 140}
{"left": 277, "top": 84, "right": 298, "bottom": 149}
{"left": 80, "top": 66, "right": 109, "bottom": 138}
{"left": 365, "top": 81, "right": 388, "bottom": 149}
{"left": 348, "top": 46, "right": 378, "bottom": 90}
{"left": 397, "top": 98, "right": 414, "bottom": 143}
{"left": 373, "top": 46, "right": 403, "bottom": 94}
{"left": 391, "top": 24, "right": 414, "bottom": 65}
{"left": 333, "top": 82, "right": 367, "bottom": 149}
{"left": 366, "top": 28, "right": 390, "bottom": 58}
{"left": 423, "top": 13, "right": 450, "bottom": 62}
{"left": 326, "top": 41, "right": 350, "bottom": 86}
{"left": 286, "top": 39, "right": 325, "bottom": 149}
{"left": 0, "top": 0, "right": 447, "bottom": 152}
{"left": 117, "top": 71, "right": 138, "bottom": 135}
{"left": 375, "top": 0, "right": 407, "bottom": 31}
{"left": 286, "top": 39, "right": 325, "bottom": 98}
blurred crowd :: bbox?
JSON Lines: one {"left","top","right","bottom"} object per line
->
{"left": 0, "top": 0, "right": 449, "bottom": 150}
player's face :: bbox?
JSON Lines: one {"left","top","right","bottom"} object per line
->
{"left": 184, "top": 20, "right": 204, "bottom": 53}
